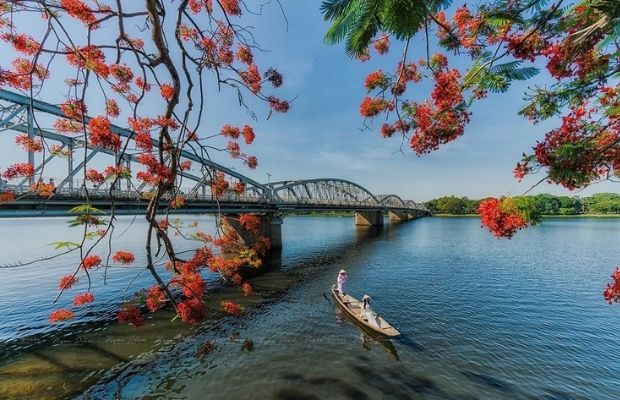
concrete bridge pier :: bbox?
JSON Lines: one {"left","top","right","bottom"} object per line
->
{"left": 355, "top": 210, "right": 384, "bottom": 226}
{"left": 222, "top": 213, "right": 283, "bottom": 251}
{"left": 388, "top": 211, "right": 412, "bottom": 222}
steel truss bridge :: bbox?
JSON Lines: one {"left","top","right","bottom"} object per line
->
{"left": 0, "top": 89, "right": 429, "bottom": 218}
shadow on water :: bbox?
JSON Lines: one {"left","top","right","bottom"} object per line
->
{"left": 1, "top": 216, "right": 415, "bottom": 399}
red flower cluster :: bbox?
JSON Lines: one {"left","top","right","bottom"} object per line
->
{"left": 66, "top": 45, "right": 109, "bottom": 78}
{"left": 359, "top": 97, "right": 390, "bottom": 118}
{"left": 242, "top": 125, "right": 255, "bottom": 144}
{"left": 112, "top": 250, "right": 135, "bottom": 265}
{"left": 374, "top": 35, "right": 390, "bottom": 55}
{"left": 15, "top": 135, "right": 43, "bottom": 152}
{"left": 211, "top": 172, "right": 229, "bottom": 196}
{"left": 2, "top": 163, "right": 34, "bottom": 180}
{"left": 1, "top": 33, "right": 41, "bottom": 55}
{"left": 72, "top": 292, "right": 94, "bottom": 307}
{"left": 267, "top": 96, "right": 290, "bottom": 113}
{"left": 88, "top": 116, "right": 121, "bottom": 151}
{"left": 82, "top": 255, "right": 101, "bottom": 270}
{"left": 169, "top": 195, "right": 185, "bottom": 209}
{"left": 220, "top": 0, "right": 242, "bottom": 16}
{"left": 236, "top": 45, "right": 253, "bottom": 64}
{"left": 85, "top": 169, "right": 105, "bottom": 184}
{"left": 232, "top": 181, "right": 245, "bottom": 195}
{"left": 49, "top": 309, "right": 74, "bottom": 323}
{"left": 478, "top": 198, "right": 527, "bottom": 239}
{"left": 117, "top": 305, "right": 144, "bottom": 327}
{"left": 364, "top": 70, "right": 387, "bottom": 90}
{"left": 60, "top": 0, "right": 98, "bottom": 26}
{"left": 146, "top": 285, "right": 166, "bottom": 312}
{"left": 239, "top": 214, "right": 261, "bottom": 233}
{"left": 242, "top": 282, "right": 253, "bottom": 297}
{"left": 0, "top": 192, "right": 15, "bottom": 204}
{"left": 177, "top": 298, "right": 205, "bottom": 324}
{"left": 221, "top": 300, "right": 241, "bottom": 316}
{"left": 240, "top": 63, "right": 261, "bottom": 93}
{"left": 160, "top": 83, "right": 175, "bottom": 101}
{"left": 410, "top": 67, "right": 470, "bottom": 154}
{"left": 604, "top": 268, "right": 620, "bottom": 304}
{"left": 59, "top": 274, "right": 78, "bottom": 290}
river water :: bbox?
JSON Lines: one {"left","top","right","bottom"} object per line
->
{"left": 0, "top": 216, "right": 619, "bottom": 399}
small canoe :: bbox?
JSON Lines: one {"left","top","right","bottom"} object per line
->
{"left": 331, "top": 288, "right": 400, "bottom": 337}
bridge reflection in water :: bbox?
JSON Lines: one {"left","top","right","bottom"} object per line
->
{"left": 0, "top": 89, "right": 429, "bottom": 247}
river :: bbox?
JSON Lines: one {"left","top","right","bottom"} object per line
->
{"left": 0, "top": 216, "right": 619, "bottom": 399}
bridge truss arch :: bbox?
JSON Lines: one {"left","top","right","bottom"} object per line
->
{"left": 0, "top": 89, "right": 269, "bottom": 203}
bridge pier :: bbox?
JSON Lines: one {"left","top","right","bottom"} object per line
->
{"left": 221, "top": 213, "right": 282, "bottom": 251}
{"left": 355, "top": 210, "right": 384, "bottom": 226}
{"left": 388, "top": 211, "right": 412, "bottom": 222}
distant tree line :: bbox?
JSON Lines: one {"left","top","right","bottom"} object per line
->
{"left": 425, "top": 193, "right": 620, "bottom": 215}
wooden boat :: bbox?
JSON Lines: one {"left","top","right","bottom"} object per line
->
{"left": 331, "top": 287, "right": 400, "bottom": 337}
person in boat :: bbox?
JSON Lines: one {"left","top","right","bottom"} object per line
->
{"left": 361, "top": 294, "right": 380, "bottom": 328}
{"left": 336, "top": 269, "right": 348, "bottom": 295}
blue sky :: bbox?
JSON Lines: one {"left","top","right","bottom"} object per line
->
{"left": 225, "top": 1, "right": 617, "bottom": 201}
{"left": 1, "top": 1, "right": 617, "bottom": 202}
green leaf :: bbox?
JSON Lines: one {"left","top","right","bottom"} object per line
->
{"left": 68, "top": 204, "right": 105, "bottom": 215}
{"left": 50, "top": 241, "right": 80, "bottom": 250}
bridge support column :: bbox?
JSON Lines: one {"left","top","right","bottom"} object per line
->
{"left": 221, "top": 213, "right": 283, "bottom": 252}
{"left": 389, "top": 211, "right": 411, "bottom": 222}
{"left": 355, "top": 210, "right": 384, "bottom": 226}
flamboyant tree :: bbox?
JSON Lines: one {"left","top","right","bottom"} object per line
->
{"left": 0, "top": 0, "right": 290, "bottom": 325}
{"left": 322, "top": 0, "right": 620, "bottom": 302}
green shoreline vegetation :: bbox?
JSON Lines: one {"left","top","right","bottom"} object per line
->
{"left": 425, "top": 193, "right": 620, "bottom": 217}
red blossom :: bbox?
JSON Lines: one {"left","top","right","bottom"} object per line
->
{"left": 146, "top": 285, "right": 167, "bottom": 312}
{"left": 49, "top": 309, "right": 74, "bottom": 323}
{"left": 220, "top": 0, "right": 242, "bottom": 16}
{"left": 374, "top": 35, "right": 390, "bottom": 55}
{"left": 2, "top": 163, "right": 34, "bottom": 180}
{"left": 267, "top": 96, "right": 290, "bottom": 113}
{"left": 72, "top": 292, "right": 95, "bottom": 307}
{"left": 112, "top": 251, "right": 135, "bottom": 264}
{"left": 88, "top": 116, "right": 121, "bottom": 151}
{"left": 66, "top": 45, "right": 109, "bottom": 78}
{"left": 364, "top": 70, "right": 387, "bottom": 90}
{"left": 59, "top": 274, "right": 78, "bottom": 290}
{"left": 85, "top": 169, "right": 105, "bottom": 184}
{"left": 236, "top": 45, "right": 253, "bottom": 64}
{"left": 242, "top": 282, "right": 253, "bottom": 297}
{"left": 603, "top": 267, "right": 620, "bottom": 304}
{"left": 15, "top": 135, "right": 43, "bottom": 152}
{"left": 105, "top": 99, "right": 120, "bottom": 118}
{"left": 211, "top": 172, "right": 229, "bottom": 196}
{"left": 221, "top": 300, "right": 241, "bottom": 316}
{"left": 242, "top": 125, "right": 255, "bottom": 144}
{"left": 244, "top": 156, "right": 258, "bottom": 169}
{"left": 239, "top": 214, "right": 261, "bottom": 233}
{"left": 117, "top": 305, "right": 144, "bottom": 327}
{"left": 359, "top": 96, "right": 389, "bottom": 118}
{"left": 177, "top": 298, "right": 205, "bottom": 324}
{"left": 169, "top": 195, "right": 185, "bottom": 209}
{"left": 60, "top": 0, "right": 97, "bottom": 26}
{"left": 160, "top": 83, "right": 175, "bottom": 101}
{"left": 0, "top": 192, "right": 16, "bottom": 204}
{"left": 478, "top": 198, "right": 528, "bottom": 239}
{"left": 1, "top": 33, "right": 41, "bottom": 55}
{"left": 82, "top": 255, "right": 101, "bottom": 270}
{"left": 221, "top": 124, "right": 241, "bottom": 139}
{"left": 232, "top": 181, "right": 245, "bottom": 195}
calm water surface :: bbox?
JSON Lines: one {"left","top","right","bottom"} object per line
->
{"left": 1, "top": 216, "right": 619, "bottom": 399}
